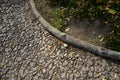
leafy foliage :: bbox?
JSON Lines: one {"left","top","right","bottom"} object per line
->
{"left": 43, "top": 0, "right": 120, "bottom": 51}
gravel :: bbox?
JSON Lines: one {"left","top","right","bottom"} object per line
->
{"left": 0, "top": 0, "right": 120, "bottom": 80}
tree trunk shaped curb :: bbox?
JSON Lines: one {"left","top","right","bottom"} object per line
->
{"left": 30, "top": 0, "right": 120, "bottom": 60}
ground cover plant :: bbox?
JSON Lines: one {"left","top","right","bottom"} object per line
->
{"left": 35, "top": 0, "right": 120, "bottom": 51}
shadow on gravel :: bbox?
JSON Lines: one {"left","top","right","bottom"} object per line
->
{"left": 92, "top": 52, "right": 120, "bottom": 64}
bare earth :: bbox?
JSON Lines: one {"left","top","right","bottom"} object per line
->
{"left": 66, "top": 19, "right": 112, "bottom": 47}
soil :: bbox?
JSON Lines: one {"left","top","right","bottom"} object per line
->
{"left": 35, "top": 0, "right": 112, "bottom": 47}
{"left": 66, "top": 19, "right": 112, "bottom": 47}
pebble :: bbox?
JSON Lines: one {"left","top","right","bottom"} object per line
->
{"left": 61, "top": 73, "right": 66, "bottom": 78}
{"left": 69, "top": 73, "right": 74, "bottom": 80}
{"left": 61, "top": 43, "right": 68, "bottom": 49}
{"left": 62, "top": 60, "right": 68, "bottom": 66}
{"left": 48, "top": 63, "right": 53, "bottom": 69}
{"left": 30, "top": 62, "right": 36, "bottom": 67}
{"left": 17, "top": 57, "right": 22, "bottom": 61}
{"left": 42, "top": 68, "right": 46, "bottom": 73}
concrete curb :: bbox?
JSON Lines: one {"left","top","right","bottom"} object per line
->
{"left": 30, "top": 0, "right": 120, "bottom": 60}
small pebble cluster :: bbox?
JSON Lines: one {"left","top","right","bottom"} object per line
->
{"left": 0, "top": 0, "right": 120, "bottom": 80}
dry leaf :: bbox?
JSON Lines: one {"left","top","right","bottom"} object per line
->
{"left": 95, "top": 73, "right": 100, "bottom": 77}
{"left": 108, "top": 9, "right": 116, "bottom": 14}
{"left": 100, "top": 37, "right": 104, "bottom": 42}
{"left": 102, "top": 78, "right": 106, "bottom": 80}
{"left": 48, "top": 45, "right": 52, "bottom": 49}
{"left": 106, "top": 8, "right": 117, "bottom": 14}
{"left": 99, "top": 35, "right": 104, "bottom": 42}
{"left": 65, "top": 28, "right": 70, "bottom": 32}
{"left": 114, "top": 73, "right": 117, "bottom": 79}
{"left": 69, "top": 51, "right": 75, "bottom": 57}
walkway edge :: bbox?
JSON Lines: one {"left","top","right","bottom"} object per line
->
{"left": 30, "top": 0, "right": 120, "bottom": 60}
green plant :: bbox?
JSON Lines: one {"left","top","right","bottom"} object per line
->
{"left": 50, "top": 9, "right": 67, "bottom": 31}
{"left": 106, "top": 25, "right": 120, "bottom": 51}
{"left": 36, "top": 0, "right": 120, "bottom": 51}
{"left": 51, "top": 19, "right": 65, "bottom": 31}
{"left": 48, "top": 0, "right": 77, "bottom": 8}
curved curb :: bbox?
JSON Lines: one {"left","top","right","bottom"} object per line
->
{"left": 30, "top": 0, "right": 120, "bottom": 60}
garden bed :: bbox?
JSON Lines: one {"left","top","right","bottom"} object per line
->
{"left": 34, "top": 0, "right": 120, "bottom": 51}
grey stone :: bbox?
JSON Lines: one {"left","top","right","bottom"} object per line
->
{"left": 69, "top": 73, "right": 74, "bottom": 80}
{"left": 42, "top": 68, "right": 46, "bottom": 73}
{"left": 61, "top": 73, "right": 66, "bottom": 78}
{"left": 30, "top": 62, "right": 36, "bottom": 67}
{"left": 62, "top": 60, "right": 68, "bottom": 66}
{"left": 48, "top": 63, "right": 53, "bottom": 69}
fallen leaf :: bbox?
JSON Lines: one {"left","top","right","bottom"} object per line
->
{"left": 69, "top": 51, "right": 75, "bottom": 57}
{"left": 108, "top": 8, "right": 116, "bottom": 14}
{"left": 104, "top": 21, "right": 108, "bottom": 24}
{"left": 102, "top": 78, "right": 106, "bottom": 80}
{"left": 112, "top": 15, "right": 115, "bottom": 19}
{"left": 114, "top": 73, "right": 117, "bottom": 79}
{"left": 95, "top": 73, "right": 100, "bottom": 77}
{"left": 48, "top": 45, "right": 52, "bottom": 49}
{"left": 65, "top": 28, "right": 70, "bottom": 32}
{"left": 99, "top": 35, "right": 104, "bottom": 42}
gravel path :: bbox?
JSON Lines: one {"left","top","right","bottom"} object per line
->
{"left": 0, "top": 0, "right": 120, "bottom": 80}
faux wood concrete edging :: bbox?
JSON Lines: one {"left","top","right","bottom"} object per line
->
{"left": 30, "top": 0, "right": 120, "bottom": 60}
